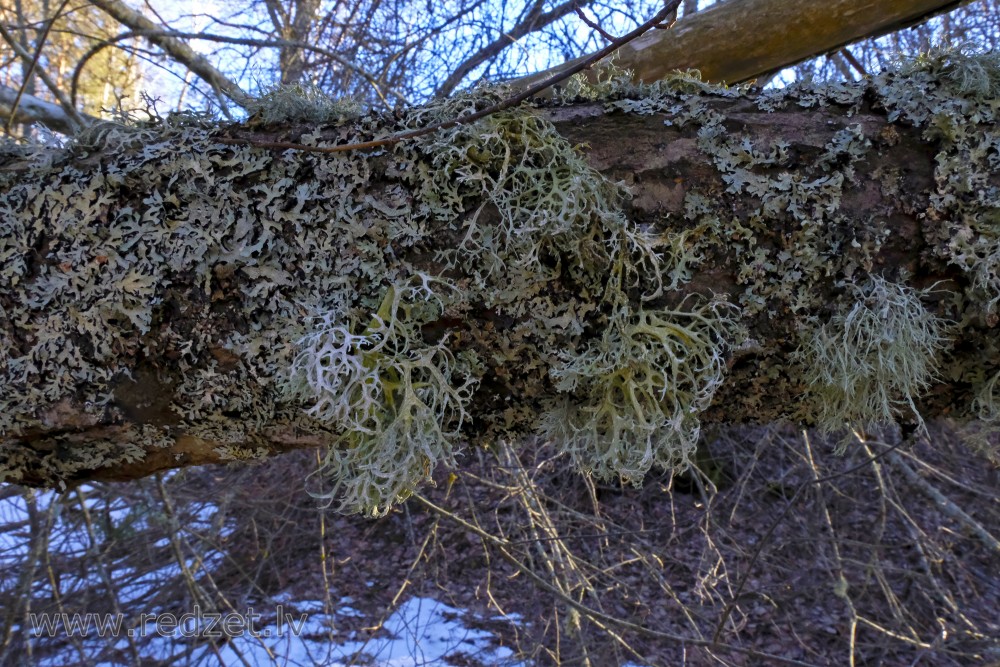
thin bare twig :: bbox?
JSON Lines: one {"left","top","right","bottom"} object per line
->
{"left": 413, "top": 492, "right": 823, "bottom": 667}
{"left": 574, "top": 5, "right": 616, "bottom": 43}
{"left": 68, "top": 29, "right": 400, "bottom": 110}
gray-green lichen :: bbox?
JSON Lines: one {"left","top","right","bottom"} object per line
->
{"left": 796, "top": 276, "right": 951, "bottom": 434}
{"left": 542, "top": 298, "right": 739, "bottom": 482}
{"left": 283, "top": 276, "right": 479, "bottom": 515}
{"left": 875, "top": 48, "right": 1000, "bottom": 317}
{"left": 1, "top": 49, "right": 998, "bottom": 512}
{"left": 245, "top": 83, "right": 363, "bottom": 126}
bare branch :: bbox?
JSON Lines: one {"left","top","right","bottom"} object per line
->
{"left": 0, "top": 84, "right": 96, "bottom": 135}
{"left": 87, "top": 0, "right": 253, "bottom": 110}
{"left": 0, "top": 15, "right": 89, "bottom": 134}
{"left": 219, "top": 2, "right": 682, "bottom": 154}
{"left": 68, "top": 29, "right": 402, "bottom": 109}
{"left": 435, "top": 0, "right": 582, "bottom": 98}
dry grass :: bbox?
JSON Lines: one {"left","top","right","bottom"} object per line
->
{"left": 1, "top": 422, "right": 997, "bottom": 666}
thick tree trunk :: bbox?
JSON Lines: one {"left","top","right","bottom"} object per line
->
{"left": 516, "top": 0, "right": 971, "bottom": 87}
{"left": 1, "top": 58, "right": 997, "bottom": 489}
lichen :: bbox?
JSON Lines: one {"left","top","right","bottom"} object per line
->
{"left": 2, "top": 52, "right": 999, "bottom": 509}
{"left": 972, "top": 370, "right": 1000, "bottom": 422}
{"left": 245, "top": 83, "right": 362, "bottom": 125}
{"left": 797, "top": 276, "right": 951, "bottom": 434}
{"left": 874, "top": 47, "right": 1000, "bottom": 315}
{"left": 283, "top": 275, "right": 477, "bottom": 516}
{"left": 542, "top": 298, "right": 739, "bottom": 482}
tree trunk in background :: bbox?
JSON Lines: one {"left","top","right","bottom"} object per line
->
{"left": 1, "top": 63, "right": 997, "bottom": 486}
{"left": 517, "top": 0, "right": 971, "bottom": 87}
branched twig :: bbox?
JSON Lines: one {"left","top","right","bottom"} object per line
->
{"left": 839, "top": 47, "right": 869, "bottom": 77}
{"left": 413, "top": 492, "right": 823, "bottom": 667}
{"left": 89, "top": 0, "right": 252, "bottom": 112}
{"left": 217, "top": 2, "right": 681, "bottom": 155}
{"left": 887, "top": 450, "right": 1000, "bottom": 553}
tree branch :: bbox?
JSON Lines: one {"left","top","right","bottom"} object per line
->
{"left": 217, "top": 2, "right": 681, "bottom": 154}
{"left": 88, "top": 0, "right": 253, "bottom": 110}
{"left": 0, "top": 84, "right": 97, "bottom": 135}
{"left": 512, "top": 0, "right": 972, "bottom": 88}
{"left": 0, "top": 14, "right": 90, "bottom": 134}
{"left": 435, "top": 0, "right": 583, "bottom": 98}
{"left": 67, "top": 29, "right": 402, "bottom": 110}
{"left": 1, "top": 51, "right": 997, "bottom": 490}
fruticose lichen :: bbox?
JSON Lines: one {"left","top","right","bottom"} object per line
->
{"left": 797, "top": 276, "right": 951, "bottom": 434}
{"left": 283, "top": 276, "right": 478, "bottom": 516}
{"left": 543, "top": 298, "right": 739, "bottom": 482}
{"left": 245, "top": 83, "right": 363, "bottom": 125}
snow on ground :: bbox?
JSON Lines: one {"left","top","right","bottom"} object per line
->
{"left": 2, "top": 490, "right": 523, "bottom": 666}
{"left": 124, "top": 595, "right": 523, "bottom": 666}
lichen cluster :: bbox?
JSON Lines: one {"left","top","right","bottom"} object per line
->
{"left": 543, "top": 299, "right": 738, "bottom": 482}
{"left": 875, "top": 49, "right": 1000, "bottom": 316}
{"left": 283, "top": 276, "right": 478, "bottom": 515}
{"left": 0, "top": 80, "right": 718, "bottom": 511}
{"left": 797, "top": 276, "right": 951, "bottom": 434}
{"left": 2, "top": 50, "right": 999, "bottom": 511}
{"left": 598, "top": 67, "right": 886, "bottom": 318}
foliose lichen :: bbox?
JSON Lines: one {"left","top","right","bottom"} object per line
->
{"left": 2, "top": 49, "right": 999, "bottom": 511}
{"left": 874, "top": 47, "right": 1000, "bottom": 316}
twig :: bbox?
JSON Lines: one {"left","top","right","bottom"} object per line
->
{"left": 802, "top": 432, "right": 859, "bottom": 667}
{"left": 69, "top": 30, "right": 399, "bottom": 110}
{"left": 887, "top": 450, "right": 1000, "bottom": 553}
{"left": 217, "top": 1, "right": 682, "bottom": 155}
{"left": 574, "top": 5, "right": 616, "bottom": 42}
{"left": 839, "top": 47, "right": 869, "bottom": 77}
{"left": 413, "top": 492, "right": 823, "bottom": 667}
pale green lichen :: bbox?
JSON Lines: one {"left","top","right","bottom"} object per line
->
{"left": 965, "top": 370, "right": 1000, "bottom": 463}
{"left": 542, "top": 298, "right": 739, "bottom": 482}
{"left": 892, "top": 46, "right": 1000, "bottom": 100}
{"left": 283, "top": 275, "right": 477, "bottom": 516}
{"left": 411, "top": 98, "right": 658, "bottom": 303}
{"left": 214, "top": 444, "right": 271, "bottom": 462}
{"left": 798, "top": 276, "right": 951, "bottom": 434}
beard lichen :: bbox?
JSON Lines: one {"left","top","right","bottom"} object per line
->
{"left": 283, "top": 275, "right": 478, "bottom": 516}
{"left": 542, "top": 298, "right": 739, "bottom": 482}
{"left": 797, "top": 276, "right": 951, "bottom": 435}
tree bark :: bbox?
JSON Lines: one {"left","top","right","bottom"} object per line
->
{"left": 1, "top": 62, "right": 997, "bottom": 487}
{"left": 516, "top": 0, "right": 971, "bottom": 88}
